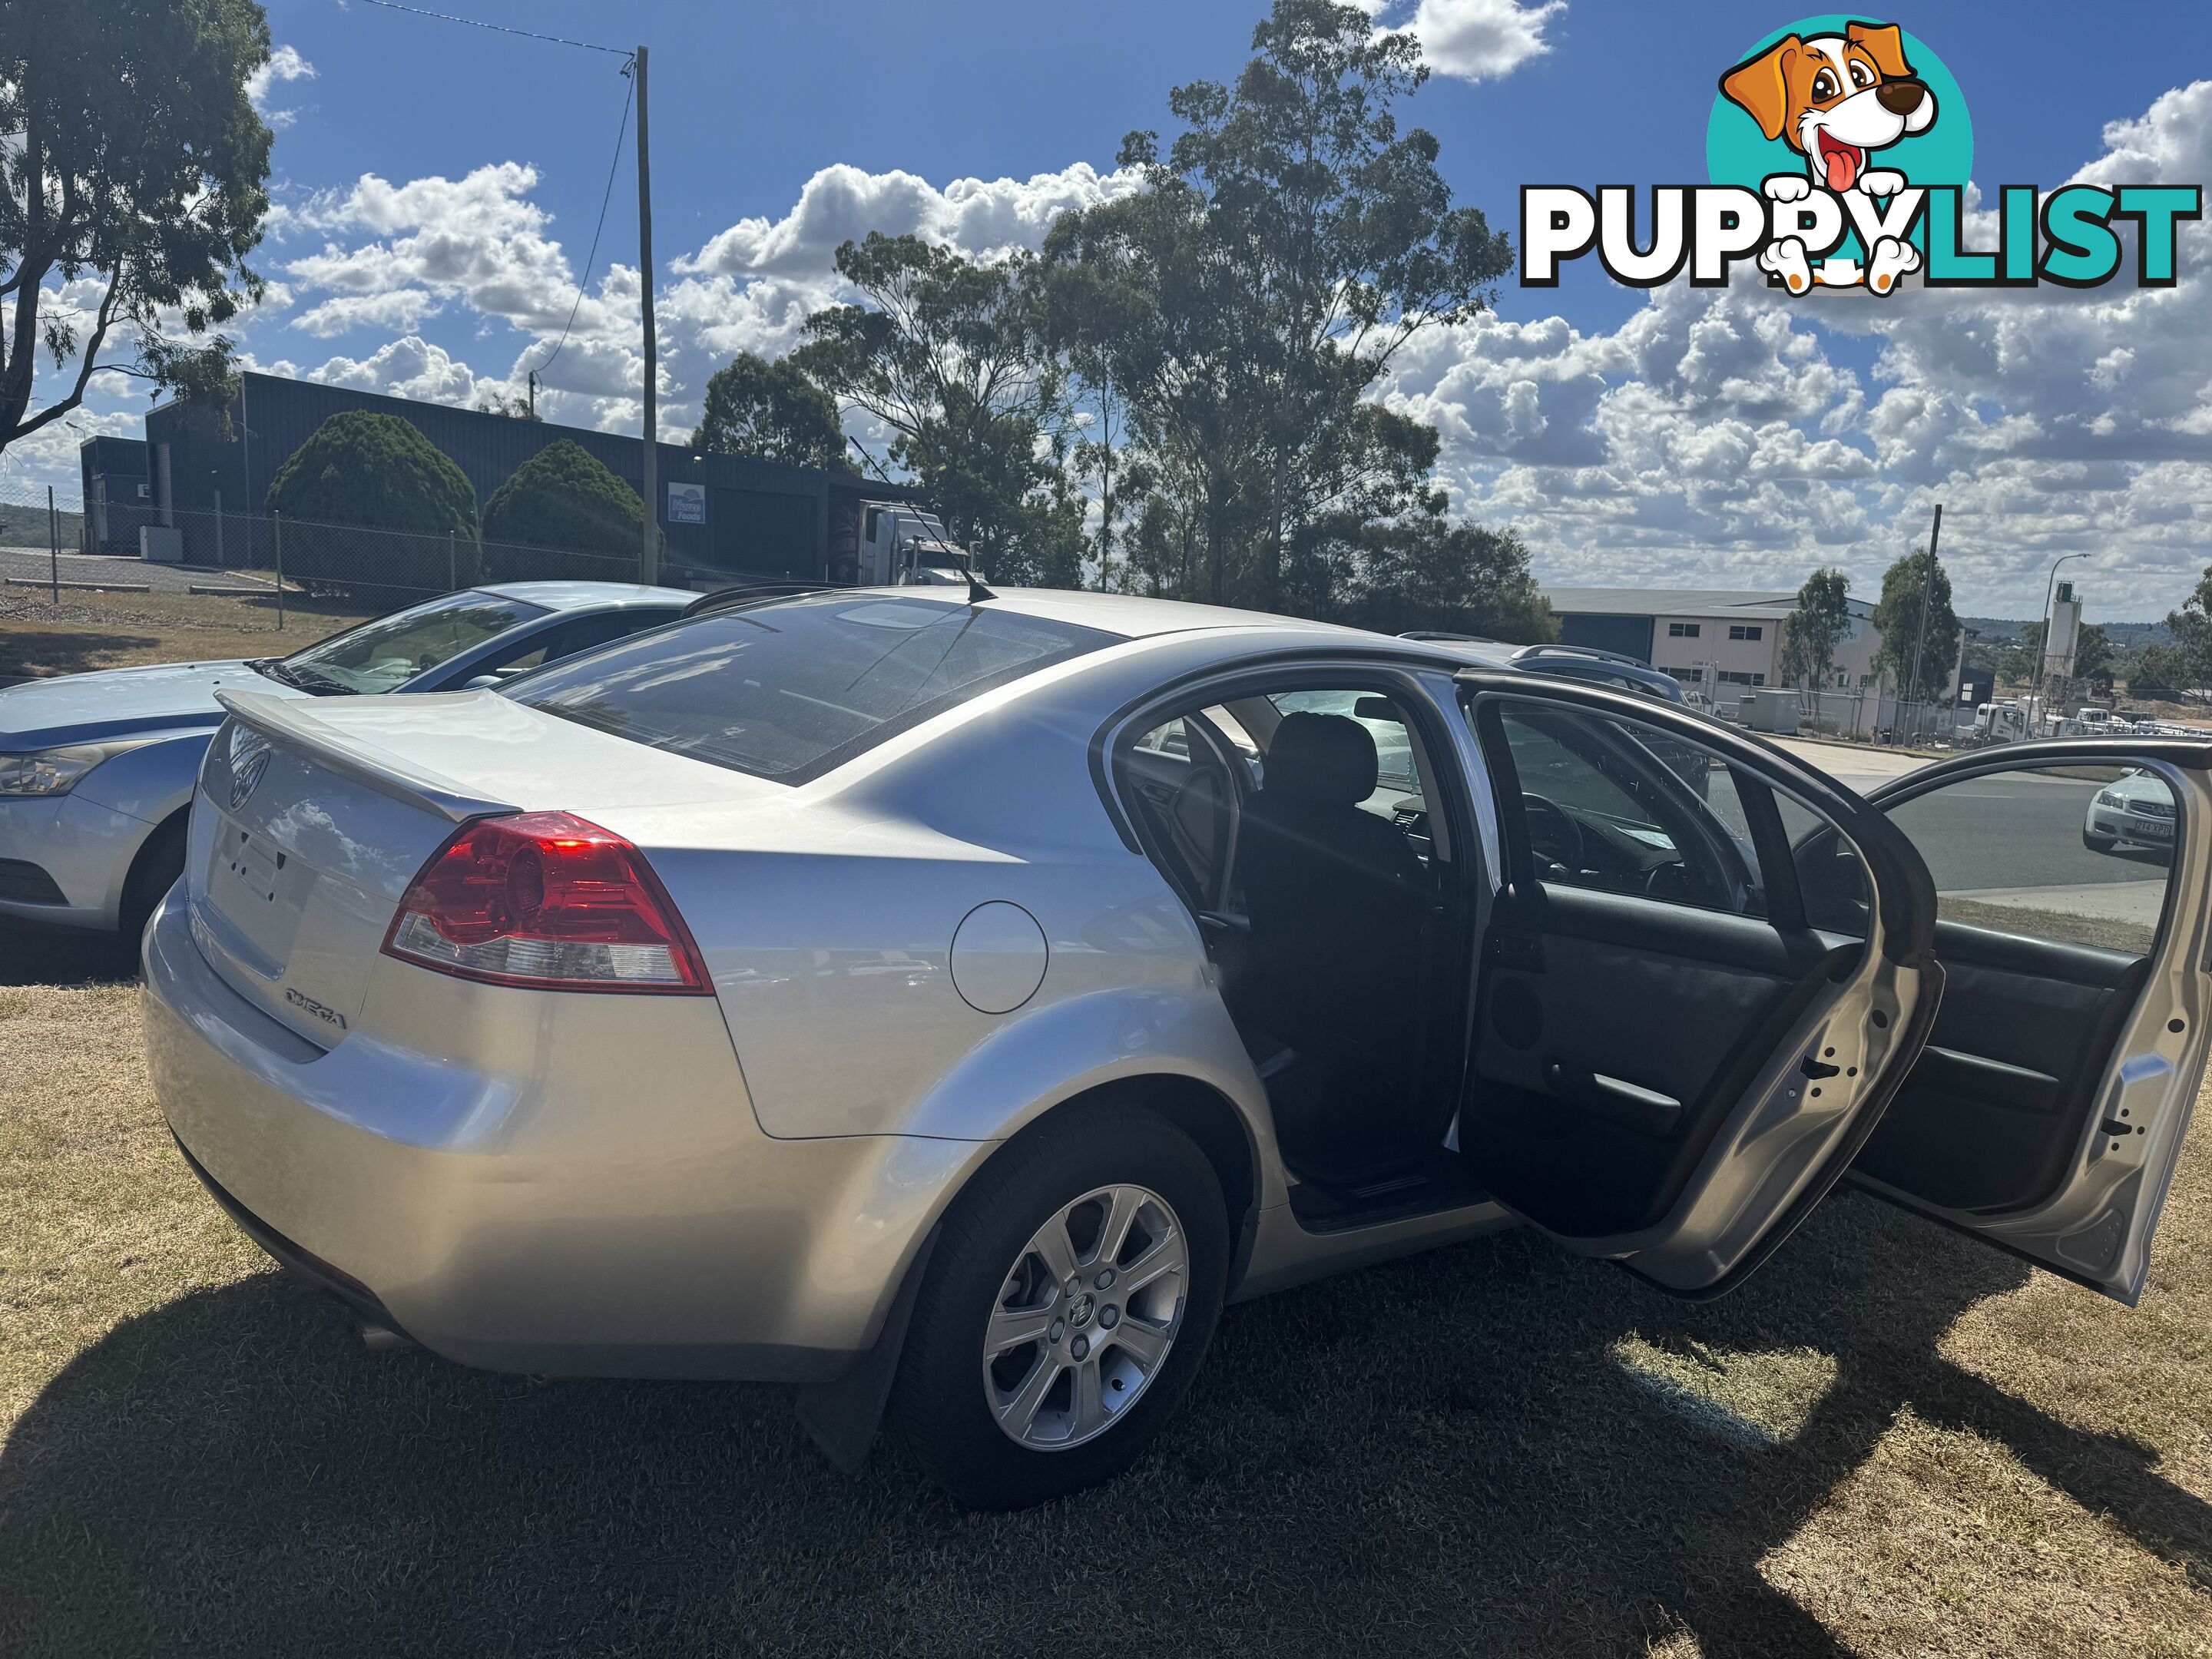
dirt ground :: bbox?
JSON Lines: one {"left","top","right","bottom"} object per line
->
{"left": 2, "top": 976, "right": 2210, "bottom": 1657}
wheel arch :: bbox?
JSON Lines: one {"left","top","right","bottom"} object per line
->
{"left": 793, "top": 1068, "right": 1264, "bottom": 1475}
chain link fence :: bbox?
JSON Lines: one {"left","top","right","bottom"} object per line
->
{"left": 0, "top": 476, "right": 727, "bottom": 628}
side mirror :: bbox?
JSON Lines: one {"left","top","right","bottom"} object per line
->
{"left": 463, "top": 674, "right": 503, "bottom": 690}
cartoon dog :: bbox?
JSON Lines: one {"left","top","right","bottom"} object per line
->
{"left": 1719, "top": 21, "right": 1938, "bottom": 294}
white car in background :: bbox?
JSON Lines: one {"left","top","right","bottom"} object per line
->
{"left": 0, "top": 582, "right": 693, "bottom": 939}
{"left": 2084, "top": 769, "right": 2177, "bottom": 856}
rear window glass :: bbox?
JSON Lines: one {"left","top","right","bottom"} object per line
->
{"left": 508, "top": 594, "right": 1116, "bottom": 783}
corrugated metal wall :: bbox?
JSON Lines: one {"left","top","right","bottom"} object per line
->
{"left": 138, "top": 373, "right": 919, "bottom": 581}
{"left": 1559, "top": 611, "right": 1657, "bottom": 664}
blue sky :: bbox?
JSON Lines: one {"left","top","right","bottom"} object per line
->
{"left": 22, "top": 1, "right": 2212, "bottom": 615}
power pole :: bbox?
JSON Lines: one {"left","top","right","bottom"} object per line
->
{"left": 1904, "top": 502, "right": 1942, "bottom": 739}
{"left": 527, "top": 369, "right": 537, "bottom": 419}
{"left": 634, "top": 44, "right": 658, "bottom": 584}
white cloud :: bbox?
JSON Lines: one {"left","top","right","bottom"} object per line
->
{"left": 673, "top": 161, "right": 1147, "bottom": 278}
{"left": 1375, "top": 0, "right": 1565, "bottom": 84}
{"left": 246, "top": 44, "right": 316, "bottom": 128}
{"left": 1378, "top": 78, "right": 2212, "bottom": 614}
{"left": 299, "top": 335, "right": 485, "bottom": 404}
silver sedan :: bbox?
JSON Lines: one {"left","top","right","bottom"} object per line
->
{"left": 143, "top": 587, "right": 2212, "bottom": 1507}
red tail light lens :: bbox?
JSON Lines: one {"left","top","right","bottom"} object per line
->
{"left": 381, "top": 812, "right": 709, "bottom": 993}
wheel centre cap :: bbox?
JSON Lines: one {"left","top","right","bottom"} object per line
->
{"left": 1068, "top": 1291, "right": 1096, "bottom": 1329}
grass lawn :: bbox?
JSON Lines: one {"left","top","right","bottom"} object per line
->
{"left": 0, "top": 588, "right": 369, "bottom": 680}
{"left": 4, "top": 981, "right": 2211, "bottom": 1657}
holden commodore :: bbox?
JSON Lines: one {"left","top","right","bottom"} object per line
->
{"left": 142, "top": 586, "right": 2212, "bottom": 1508}
{"left": 0, "top": 581, "right": 692, "bottom": 941}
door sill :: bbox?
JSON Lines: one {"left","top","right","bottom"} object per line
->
{"left": 1286, "top": 1149, "right": 1489, "bottom": 1233}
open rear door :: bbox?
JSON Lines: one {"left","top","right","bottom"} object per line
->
{"left": 1455, "top": 674, "right": 1942, "bottom": 1297}
{"left": 1821, "top": 740, "right": 2212, "bottom": 1303}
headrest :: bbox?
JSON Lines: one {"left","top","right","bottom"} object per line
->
{"left": 1262, "top": 711, "right": 1378, "bottom": 805}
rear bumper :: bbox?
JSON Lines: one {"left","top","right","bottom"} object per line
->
{"left": 174, "top": 1133, "right": 409, "bottom": 1335}
{"left": 143, "top": 889, "right": 986, "bottom": 1381}
{"left": 0, "top": 793, "right": 149, "bottom": 928}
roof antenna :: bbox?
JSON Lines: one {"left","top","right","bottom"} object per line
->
{"left": 966, "top": 565, "right": 996, "bottom": 604}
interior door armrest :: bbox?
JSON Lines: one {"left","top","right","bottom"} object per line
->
{"left": 1543, "top": 1059, "right": 1684, "bottom": 1137}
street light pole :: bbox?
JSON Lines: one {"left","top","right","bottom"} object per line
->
{"left": 634, "top": 44, "right": 658, "bottom": 585}
{"left": 2030, "top": 551, "right": 2088, "bottom": 732}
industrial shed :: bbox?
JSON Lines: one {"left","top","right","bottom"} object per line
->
{"left": 82, "top": 372, "right": 919, "bottom": 584}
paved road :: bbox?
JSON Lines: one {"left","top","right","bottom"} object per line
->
{"left": 0, "top": 544, "right": 273, "bottom": 595}
{"left": 1895, "top": 768, "right": 2163, "bottom": 892}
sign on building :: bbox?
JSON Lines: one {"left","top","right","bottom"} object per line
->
{"left": 667, "top": 482, "right": 706, "bottom": 525}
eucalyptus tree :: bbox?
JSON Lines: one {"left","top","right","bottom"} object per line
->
{"left": 0, "top": 0, "right": 273, "bottom": 453}
{"left": 1045, "top": 0, "right": 1513, "bottom": 611}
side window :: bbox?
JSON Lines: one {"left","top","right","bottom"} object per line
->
{"left": 1119, "top": 714, "right": 1239, "bottom": 913}
{"left": 465, "top": 611, "right": 667, "bottom": 682}
{"left": 1889, "top": 765, "right": 2175, "bottom": 957}
{"left": 1486, "top": 702, "right": 1767, "bottom": 917}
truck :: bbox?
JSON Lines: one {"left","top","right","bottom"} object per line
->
{"left": 834, "top": 502, "right": 982, "bottom": 588}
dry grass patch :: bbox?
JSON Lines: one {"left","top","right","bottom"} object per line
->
{"left": 0, "top": 589, "right": 366, "bottom": 678}
{"left": 5, "top": 984, "right": 2212, "bottom": 1655}
{"left": 1761, "top": 1408, "right": 2212, "bottom": 1657}
{"left": 0, "top": 985, "right": 258, "bottom": 1426}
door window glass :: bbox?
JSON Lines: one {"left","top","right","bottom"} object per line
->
{"left": 1487, "top": 704, "right": 1764, "bottom": 917}
{"left": 1887, "top": 764, "right": 2175, "bottom": 956}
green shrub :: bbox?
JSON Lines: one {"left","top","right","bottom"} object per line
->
{"left": 263, "top": 411, "right": 482, "bottom": 594}
{"left": 481, "top": 440, "right": 648, "bottom": 584}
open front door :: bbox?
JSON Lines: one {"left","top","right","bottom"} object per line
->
{"left": 1819, "top": 740, "right": 2212, "bottom": 1304}
{"left": 1456, "top": 674, "right": 1942, "bottom": 1296}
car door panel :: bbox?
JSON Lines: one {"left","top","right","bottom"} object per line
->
{"left": 1841, "top": 741, "right": 2212, "bottom": 1303}
{"left": 1457, "top": 673, "right": 1941, "bottom": 1296}
{"left": 1471, "top": 882, "right": 1861, "bottom": 1237}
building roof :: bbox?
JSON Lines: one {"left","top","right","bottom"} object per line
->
{"left": 1544, "top": 586, "right": 1873, "bottom": 620}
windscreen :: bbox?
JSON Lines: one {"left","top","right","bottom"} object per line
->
{"left": 268, "top": 591, "right": 550, "bottom": 694}
{"left": 508, "top": 594, "right": 1116, "bottom": 783}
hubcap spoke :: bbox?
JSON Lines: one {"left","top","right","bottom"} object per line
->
{"left": 1028, "top": 1217, "right": 1080, "bottom": 1285}
{"left": 985, "top": 1306, "right": 1055, "bottom": 1355}
{"left": 996, "top": 1352, "right": 1063, "bottom": 1435}
{"left": 1071, "top": 1356, "right": 1108, "bottom": 1439}
{"left": 1108, "top": 1315, "right": 1171, "bottom": 1371}
{"left": 1094, "top": 1185, "right": 1144, "bottom": 1268}
{"left": 1114, "top": 1234, "right": 1181, "bottom": 1296}
{"left": 981, "top": 1181, "right": 1190, "bottom": 1452}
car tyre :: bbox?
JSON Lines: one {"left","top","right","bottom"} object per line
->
{"left": 2082, "top": 826, "right": 2119, "bottom": 853}
{"left": 887, "top": 1102, "right": 1228, "bottom": 1510}
{"left": 118, "top": 813, "right": 188, "bottom": 959}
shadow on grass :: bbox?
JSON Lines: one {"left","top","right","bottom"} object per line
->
{"left": 0, "top": 629, "right": 163, "bottom": 680}
{"left": 0, "top": 915, "right": 137, "bottom": 985}
{"left": 5, "top": 1190, "right": 2208, "bottom": 1657}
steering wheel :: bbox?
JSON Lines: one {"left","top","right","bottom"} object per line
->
{"left": 1519, "top": 792, "right": 1581, "bottom": 879}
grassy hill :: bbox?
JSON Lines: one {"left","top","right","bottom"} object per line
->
{"left": 0, "top": 500, "right": 84, "bottom": 548}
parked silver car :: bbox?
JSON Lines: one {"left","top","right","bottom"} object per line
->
{"left": 142, "top": 587, "right": 2212, "bottom": 1507}
{"left": 0, "top": 581, "right": 692, "bottom": 935}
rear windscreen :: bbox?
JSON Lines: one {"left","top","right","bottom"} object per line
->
{"left": 508, "top": 594, "right": 1116, "bottom": 783}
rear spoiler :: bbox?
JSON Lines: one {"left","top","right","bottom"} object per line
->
{"left": 214, "top": 690, "right": 521, "bottom": 823}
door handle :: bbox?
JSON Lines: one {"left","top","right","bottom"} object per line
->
{"left": 1542, "top": 1060, "right": 1683, "bottom": 1137}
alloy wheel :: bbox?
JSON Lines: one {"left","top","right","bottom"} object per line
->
{"left": 980, "top": 1183, "right": 1188, "bottom": 1451}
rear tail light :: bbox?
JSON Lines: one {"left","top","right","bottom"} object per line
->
{"left": 381, "top": 812, "right": 710, "bottom": 993}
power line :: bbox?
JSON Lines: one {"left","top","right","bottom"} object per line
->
{"left": 532, "top": 65, "right": 634, "bottom": 379}
{"left": 350, "top": 0, "right": 631, "bottom": 56}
